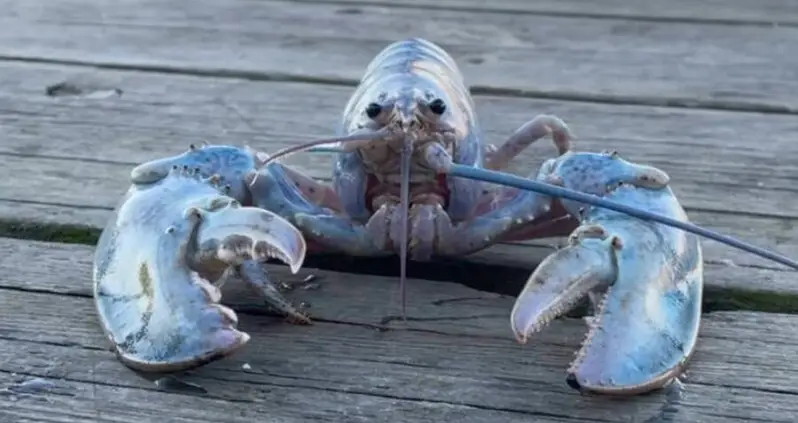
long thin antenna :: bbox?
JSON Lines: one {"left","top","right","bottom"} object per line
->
{"left": 448, "top": 164, "right": 798, "bottom": 271}
{"left": 398, "top": 142, "right": 412, "bottom": 320}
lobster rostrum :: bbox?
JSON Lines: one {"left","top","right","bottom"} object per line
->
{"left": 94, "top": 146, "right": 310, "bottom": 372}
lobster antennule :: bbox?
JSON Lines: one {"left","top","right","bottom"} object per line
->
{"left": 447, "top": 164, "right": 798, "bottom": 270}
{"left": 258, "top": 128, "right": 391, "bottom": 167}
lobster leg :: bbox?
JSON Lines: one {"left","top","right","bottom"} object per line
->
{"left": 418, "top": 117, "right": 577, "bottom": 257}
{"left": 449, "top": 150, "right": 673, "bottom": 250}
{"left": 130, "top": 144, "right": 343, "bottom": 213}
{"left": 484, "top": 115, "right": 573, "bottom": 171}
{"left": 235, "top": 260, "right": 311, "bottom": 325}
{"left": 248, "top": 148, "right": 344, "bottom": 213}
{"left": 476, "top": 115, "right": 579, "bottom": 241}
{"left": 436, "top": 166, "right": 561, "bottom": 257}
{"left": 246, "top": 165, "right": 387, "bottom": 256}
{"left": 475, "top": 157, "right": 579, "bottom": 243}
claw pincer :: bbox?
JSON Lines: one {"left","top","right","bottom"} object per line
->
{"left": 93, "top": 158, "right": 308, "bottom": 372}
{"left": 510, "top": 151, "right": 701, "bottom": 395}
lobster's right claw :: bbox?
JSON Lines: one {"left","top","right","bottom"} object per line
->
{"left": 192, "top": 200, "right": 307, "bottom": 273}
{"left": 191, "top": 200, "right": 312, "bottom": 324}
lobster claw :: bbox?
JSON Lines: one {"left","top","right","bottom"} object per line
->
{"left": 94, "top": 167, "right": 309, "bottom": 373}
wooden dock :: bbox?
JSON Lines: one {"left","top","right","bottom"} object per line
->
{"left": 1, "top": 1, "right": 797, "bottom": 422}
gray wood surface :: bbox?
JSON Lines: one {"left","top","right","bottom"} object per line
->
{"left": 2, "top": 0, "right": 798, "bottom": 111}
{"left": 2, "top": 0, "right": 797, "bottom": 421}
{"left": 2, "top": 237, "right": 798, "bottom": 423}
{"left": 298, "top": 0, "right": 798, "bottom": 26}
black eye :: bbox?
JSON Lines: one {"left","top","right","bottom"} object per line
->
{"left": 428, "top": 98, "right": 446, "bottom": 115}
{"left": 365, "top": 102, "right": 382, "bottom": 119}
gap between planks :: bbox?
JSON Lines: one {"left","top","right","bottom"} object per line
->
{"left": 1, "top": 0, "right": 798, "bottom": 112}
{"left": 1, "top": 237, "right": 798, "bottom": 423}
{"left": 2, "top": 231, "right": 797, "bottom": 314}
{"left": 287, "top": 0, "right": 798, "bottom": 27}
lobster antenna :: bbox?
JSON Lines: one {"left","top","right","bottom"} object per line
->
{"left": 259, "top": 129, "right": 390, "bottom": 167}
{"left": 448, "top": 164, "right": 798, "bottom": 271}
{"left": 219, "top": 98, "right": 347, "bottom": 158}
{"left": 398, "top": 141, "right": 413, "bottom": 321}
{"left": 307, "top": 147, "right": 345, "bottom": 154}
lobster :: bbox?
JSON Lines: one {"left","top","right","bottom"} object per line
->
{"left": 95, "top": 38, "right": 798, "bottom": 395}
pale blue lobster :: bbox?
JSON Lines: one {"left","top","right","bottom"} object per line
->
{"left": 99, "top": 38, "right": 797, "bottom": 396}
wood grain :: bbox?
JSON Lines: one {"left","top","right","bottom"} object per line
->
{"left": 2, "top": 0, "right": 798, "bottom": 111}
{"left": 0, "top": 372, "right": 544, "bottom": 423}
{"left": 1, "top": 238, "right": 798, "bottom": 422}
{"left": 296, "top": 0, "right": 798, "bottom": 26}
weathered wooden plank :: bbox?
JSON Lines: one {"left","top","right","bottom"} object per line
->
{"left": 0, "top": 368, "right": 541, "bottom": 423}
{"left": 3, "top": 311, "right": 798, "bottom": 423}
{"left": 305, "top": 0, "right": 798, "bottom": 26}
{"left": 1, "top": 238, "right": 798, "bottom": 422}
{"left": 2, "top": 0, "right": 798, "bottom": 110}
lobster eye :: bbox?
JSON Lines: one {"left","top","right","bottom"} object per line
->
{"left": 428, "top": 98, "right": 446, "bottom": 115}
{"left": 365, "top": 102, "right": 382, "bottom": 119}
